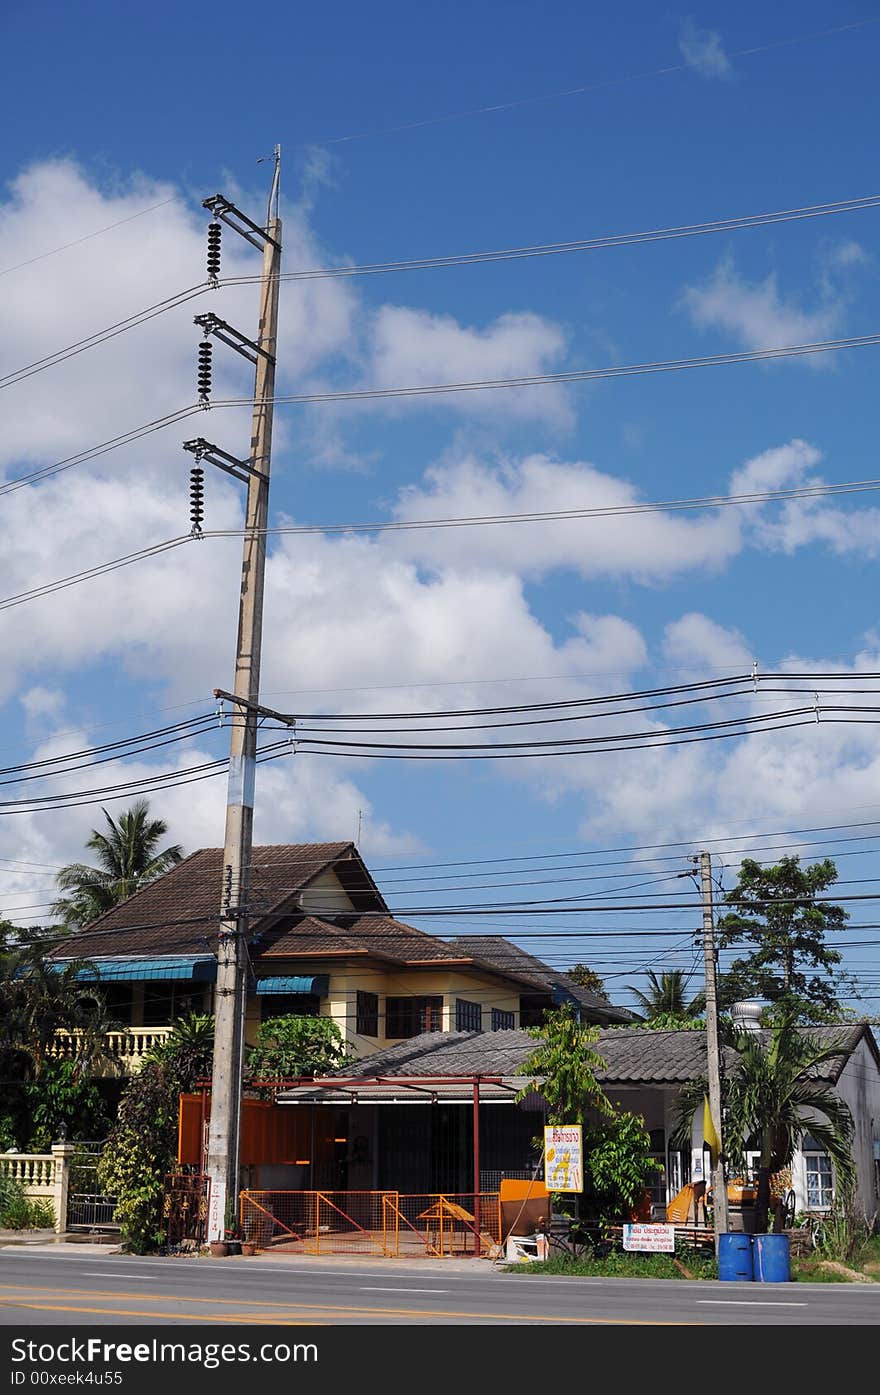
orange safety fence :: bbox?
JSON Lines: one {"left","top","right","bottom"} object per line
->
{"left": 239, "top": 1190, "right": 501, "bottom": 1258}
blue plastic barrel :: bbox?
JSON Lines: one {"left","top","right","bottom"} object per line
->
{"left": 718, "top": 1232, "right": 754, "bottom": 1281}
{"left": 753, "top": 1233, "right": 790, "bottom": 1282}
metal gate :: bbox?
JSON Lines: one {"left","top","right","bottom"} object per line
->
{"left": 66, "top": 1143, "right": 118, "bottom": 1233}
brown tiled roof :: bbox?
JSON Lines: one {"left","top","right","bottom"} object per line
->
{"left": 48, "top": 842, "right": 385, "bottom": 960}
{"left": 447, "top": 935, "right": 636, "bottom": 1024}
{"left": 257, "top": 914, "right": 538, "bottom": 982}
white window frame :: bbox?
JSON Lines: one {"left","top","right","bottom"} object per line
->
{"left": 804, "top": 1150, "right": 834, "bottom": 1210}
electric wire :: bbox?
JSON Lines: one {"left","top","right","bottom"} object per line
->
{"left": 0, "top": 198, "right": 178, "bottom": 278}
{"left": 301, "top": 18, "right": 880, "bottom": 145}
{"left": 4, "top": 191, "right": 879, "bottom": 391}
{"left": 214, "top": 330, "right": 880, "bottom": 408}
{"left": 221, "top": 195, "right": 880, "bottom": 285}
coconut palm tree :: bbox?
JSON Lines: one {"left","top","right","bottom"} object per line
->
{"left": 629, "top": 969, "right": 700, "bottom": 1023}
{"left": 674, "top": 1012, "right": 855, "bottom": 1232}
{"left": 53, "top": 800, "right": 183, "bottom": 928}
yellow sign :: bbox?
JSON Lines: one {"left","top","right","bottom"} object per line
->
{"left": 543, "top": 1124, "right": 583, "bottom": 1193}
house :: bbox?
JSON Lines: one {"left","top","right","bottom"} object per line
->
{"left": 445, "top": 936, "right": 635, "bottom": 1027}
{"left": 268, "top": 1021, "right": 880, "bottom": 1220}
{"left": 46, "top": 842, "right": 633, "bottom": 1075}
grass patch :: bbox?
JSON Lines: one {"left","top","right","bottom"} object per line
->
{"left": 504, "top": 1249, "right": 717, "bottom": 1280}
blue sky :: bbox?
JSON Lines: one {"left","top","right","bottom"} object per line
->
{"left": 3, "top": 1, "right": 880, "bottom": 1015}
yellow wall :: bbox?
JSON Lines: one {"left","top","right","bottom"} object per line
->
{"left": 243, "top": 960, "right": 520, "bottom": 1056}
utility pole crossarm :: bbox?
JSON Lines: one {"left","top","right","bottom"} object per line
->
{"left": 202, "top": 194, "right": 281, "bottom": 252}
{"left": 213, "top": 688, "right": 296, "bottom": 727}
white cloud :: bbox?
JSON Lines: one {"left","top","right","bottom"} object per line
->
{"left": 365, "top": 306, "right": 573, "bottom": 427}
{"left": 827, "top": 239, "right": 870, "bottom": 269}
{"left": 663, "top": 614, "right": 752, "bottom": 673}
{"left": 389, "top": 450, "right": 742, "bottom": 581}
{"left": 678, "top": 19, "right": 731, "bottom": 78}
{"left": 681, "top": 256, "right": 842, "bottom": 360}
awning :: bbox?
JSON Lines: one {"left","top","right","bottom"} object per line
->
{"left": 255, "top": 974, "right": 329, "bottom": 996}
{"left": 275, "top": 1079, "right": 522, "bottom": 1106}
{"left": 51, "top": 956, "right": 217, "bottom": 983}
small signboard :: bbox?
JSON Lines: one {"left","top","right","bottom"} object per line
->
{"left": 622, "top": 1223, "right": 676, "bottom": 1253}
{"left": 543, "top": 1124, "right": 583, "bottom": 1193}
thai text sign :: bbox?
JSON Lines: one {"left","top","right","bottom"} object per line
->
{"left": 543, "top": 1125, "right": 583, "bottom": 1192}
{"left": 623, "top": 1223, "right": 675, "bottom": 1253}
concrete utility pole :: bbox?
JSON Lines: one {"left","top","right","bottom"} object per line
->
{"left": 204, "top": 154, "right": 282, "bottom": 1242}
{"left": 698, "top": 850, "right": 729, "bottom": 1246}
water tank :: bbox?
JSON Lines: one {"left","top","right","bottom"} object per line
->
{"left": 717, "top": 1232, "right": 754, "bottom": 1281}
{"left": 753, "top": 1233, "right": 791, "bottom": 1282}
{"left": 730, "top": 999, "right": 764, "bottom": 1034}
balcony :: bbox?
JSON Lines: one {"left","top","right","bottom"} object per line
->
{"left": 49, "top": 1027, "right": 174, "bottom": 1075}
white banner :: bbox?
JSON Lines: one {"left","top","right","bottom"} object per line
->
{"left": 622, "top": 1223, "right": 676, "bottom": 1253}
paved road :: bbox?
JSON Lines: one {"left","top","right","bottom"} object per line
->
{"left": 0, "top": 1247, "right": 877, "bottom": 1325}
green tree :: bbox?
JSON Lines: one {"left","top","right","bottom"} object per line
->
{"left": 716, "top": 856, "right": 851, "bottom": 1023}
{"left": 0, "top": 929, "right": 116, "bottom": 1147}
{"left": 53, "top": 799, "right": 183, "bottom": 929}
{"left": 97, "top": 1014, "right": 214, "bottom": 1253}
{"left": 246, "top": 1015, "right": 352, "bottom": 1083}
{"left": 675, "top": 1012, "right": 855, "bottom": 1233}
{"left": 567, "top": 964, "right": 607, "bottom": 998}
{"left": 628, "top": 970, "right": 701, "bottom": 1026}
{"left": 516, "top": 1004, "right": 660, "bottom": 1229}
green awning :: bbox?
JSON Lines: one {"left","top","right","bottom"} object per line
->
{"left": 255, "top": 975, "right": 329, "bottom": 996}
{"left": 51, "top": 956, "right": 217, "bottom": 983}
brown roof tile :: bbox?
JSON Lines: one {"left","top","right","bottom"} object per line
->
{"left": 49, "top": 842, "right": 384, "bottom": 960}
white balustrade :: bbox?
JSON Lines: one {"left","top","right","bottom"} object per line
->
{"left": 48, "top": 1026, "right": 173, "bottom": 1073}
{"left": 0, "top": 1153, "right": 55, "bottom": 1191}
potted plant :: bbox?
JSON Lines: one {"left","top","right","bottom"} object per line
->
{"left": 223, "top": 1198, "right": 242, "bottom": 1255}
{"left": 208, "top": 1239, "right": 229, "bottom": 1258}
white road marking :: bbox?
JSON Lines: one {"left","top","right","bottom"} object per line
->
{"left": 360, "top": 1286, "right": 448, "bottom": 1293}
{"left": 697, "top": 1299, "right": 806, "bottom": 1306}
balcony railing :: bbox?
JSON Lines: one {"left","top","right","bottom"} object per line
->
{"left": 49, "top": 1027, "right": 174, "bottom": 1074}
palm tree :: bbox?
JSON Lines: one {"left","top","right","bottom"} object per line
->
{"left": 53, "top": 799, "right": 183, "bottom": 928}
{"left": 0, "top": 933, "right": 115, "bottom": 1079}
{"left": 675, "top": 1012, "right": 855, "bottom": 1232}
{"left": 629, "top": 969, "right": 700, "bottom": 1022}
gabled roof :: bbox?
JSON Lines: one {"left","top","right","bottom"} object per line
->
{"left": 326, "top": 1024, "right": 879, "bottom": 1087}
{"left": 48, "top": 846, "right": 543, "bottom": 987}
{"left": 331, "top": 1026, "right": 735, "bottom": 1084}
{"left": 48, "top": 842, "right": 385, "bottom": 960}
{"left": 257, "top": 912, "right": 532, "bottom": 974}
{"left": 446, "top": 935, "right": 636, "bottom": 1024}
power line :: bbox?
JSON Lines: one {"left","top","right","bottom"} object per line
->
{"left": 0, "top": 198, "right": 177, "bottom": 278}
{"left": 0, "top": 406, "right": 203, "bottom": 498}
{"left": 201, "top": 476, "right": 880, "bottom": 541}
{"left": 299, "top": 18, "right": 880, "bottom": 145}
{"left": 0, "top": 285, "right": 210, "bottom": 391}
{"left": 212, "top": 330, "right": 880, "bottom": 409}
{"left": 4, "top": 191, "right": 879, "bottom": 392}
{"left": 7, "top": 467, "right": 880, "bottom": 612}
{"left": 221, "top": 195, "right": 880, "bottom": 285}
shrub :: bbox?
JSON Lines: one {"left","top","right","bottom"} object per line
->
{"left": 0, "top": 1171, "right": 55, "bottom": 1230}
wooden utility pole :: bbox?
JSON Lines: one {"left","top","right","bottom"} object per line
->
{"left": 204, "top": 156, "right": 282, "bottom": 1242}
{"left": 699, "top": 849, "right": 729, "bottom": 1246}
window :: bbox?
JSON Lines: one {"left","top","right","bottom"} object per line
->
{"left": 385, "top": 995, "right": 442, "bottom": 1039}
{"left": 101, "top": 984, "right": 133, "bottom": 1026}
{"left": 491, "top": 1009, "right": 515, "bottom": 1031}
{"left": 804, "top": 1152, "right": 834, "bottom": 1209}
{"left": 456, "top": 999, "right": 483, "bottom": 1033}
{"left": 142, "top": 982, "right": 203, "bottom": 1026}
{"left": 356, "top": 991, "right": 379, "bottom": 1037}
